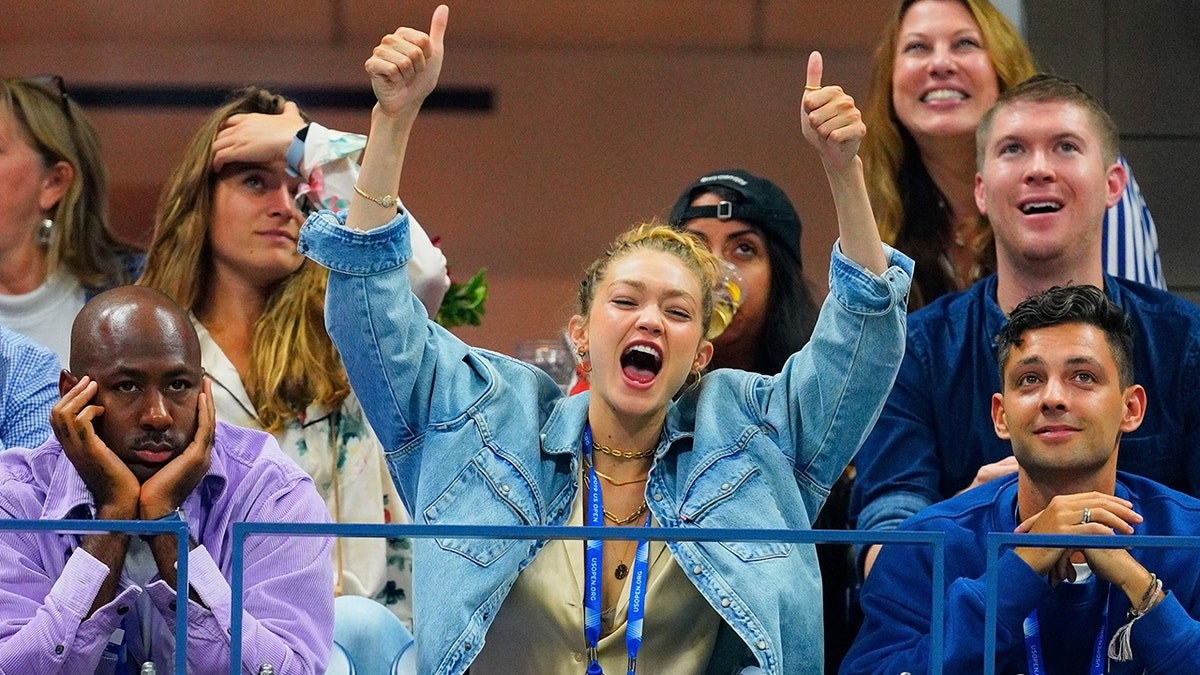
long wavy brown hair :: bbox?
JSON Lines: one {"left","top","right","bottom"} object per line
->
{"left": 860, "top": 0, "right": 1036, "bottom": 307}
{"left": 138, "top": 87, "right": 347, "bottom": 433}
{"left": 1, "top": 78, "right": 136, "bottom": 290}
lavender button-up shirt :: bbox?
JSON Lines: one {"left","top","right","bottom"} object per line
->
{"left": 0, "top": 421, "right": 334, "bottom": 674}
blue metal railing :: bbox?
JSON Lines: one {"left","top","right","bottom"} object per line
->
{"left": 228, "top": 523, "right": 948, "bottom": 675}
{"left": 982, "top": 532, "right": 1200, "bottom": 675}
{"left": 0, "top": 519, "right": 190, "bottom": 674}
{"left": 20, "top": 521, "right": 1186, "bottom": 673}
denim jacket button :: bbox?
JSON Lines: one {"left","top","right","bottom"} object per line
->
{"left": 720, "top": 483, "right": 731, "bottom": 491}
{"left": 653, "top": 493, "right": 663, "bottom": 501}
{"left": 721, "top": 598, "right": 731, "bottom": 607}
{"left": 756, "top": 640, "right": 766, "bottom": 650}
{"left": 693, "top": 565, "right": 703, "bottom": 575}
{"left": 500, "top": 484, "right": 510, "bottom": 494}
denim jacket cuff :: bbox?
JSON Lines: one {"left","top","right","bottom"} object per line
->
{"left": 298, "top": 209, "right": 411, "bottom": 276}
{"left": 828, "top": 241, "right": 913, "bottom": 315}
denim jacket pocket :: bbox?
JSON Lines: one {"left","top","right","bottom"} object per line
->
{"left": 680, "top": 452, "right": 792, "bottom": 562}
{"left": 423, "top": 448, "right": 537, "bottom": 567}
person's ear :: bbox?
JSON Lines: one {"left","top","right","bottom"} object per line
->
{"left": 991, "top": 392, "right": 1011, "bottom": 440}
{"left": 1119, "top": 384, "right": 1147, "bottom": 434}
{"left": 567, "top": 315, "right": 588, "bottom": 357}
{"left": 38, "top": 160, "right": 74, "bottom": 213}
{"left": 58, "top": 369, "right": 79, "bottom": 398}
{"left": 974, "top": 172, "right": 988, "bottom": 217}
{"left": 1104, "top": 159, "right": 1128, "bottom": 210}
{"left": 693, "top": 339, "right": 714, "bottom": 373}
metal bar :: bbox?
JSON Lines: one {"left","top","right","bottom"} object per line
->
{"left": 67, "top": 84, "right": 494, "bottom": 112}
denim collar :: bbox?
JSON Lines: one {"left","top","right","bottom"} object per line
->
{"left": 538, "top": 390, "right": 697, "bottom": 460}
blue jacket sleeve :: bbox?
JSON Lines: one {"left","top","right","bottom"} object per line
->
{"left": 842, "top": 546, "right": 1046, "bottom": 675}
{"left": 851, "top": 326, "right": 943, "bottom": 534}
{"left": 762, "top": 242, "right": 911, "bottom": 519}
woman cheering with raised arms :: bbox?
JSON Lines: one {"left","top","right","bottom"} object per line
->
{"left": 299, "top": 6, "right": 912, "bottom": 674}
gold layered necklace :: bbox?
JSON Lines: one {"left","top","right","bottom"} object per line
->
{"left": 584, "top": 458, "right": 649, "bottom": 487}
{"left": 593, "top": 440, "right": 654, "bottom": 460}
{"left": 604, "top": 499, "right": 649, "bottom": 526}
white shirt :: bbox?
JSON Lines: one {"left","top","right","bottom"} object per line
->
{"left": 0, "top": 269, "right": 83, "bottom": 365}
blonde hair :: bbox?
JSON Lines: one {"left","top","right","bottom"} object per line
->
{"left": 578, "top": 222, "right": 720, "bottom": 338}
{"left": 860, "top": 0, "right": 1036, "bottom": 304}
{"left": 138, "top": 87, "right": 346, "bottom": 433}
{"left": 1, "top": 78, "right": 135, "bottom": 290}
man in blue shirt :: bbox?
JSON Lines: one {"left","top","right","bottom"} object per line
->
{"left": 0, "top": 325, "right": 58, "bottom": 450}
{"left": 844, "top": 284, "right": 1200, "bottom": 675}
{"left": 851, "top": 75, "right": 1200, "bottom": 576}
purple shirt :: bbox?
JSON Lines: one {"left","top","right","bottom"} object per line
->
{"left": 0, "top": 421, "right": 333, "bottom": 674}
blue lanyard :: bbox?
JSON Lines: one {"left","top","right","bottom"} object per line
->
{"left": 1022, "top": 583, "right": 1109, "bottom": 675}
{"left": 583, "top": 425, "right": 651, "bottom": 675}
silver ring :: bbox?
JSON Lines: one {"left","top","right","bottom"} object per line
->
{"left": 1081, "top": 507, "right": 1091, "bottom": 525}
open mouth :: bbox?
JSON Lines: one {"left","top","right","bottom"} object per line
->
{"left": 921, "top": 88, "right": 967, "bottom": 102}
{"left": 1019, "top": 200, "right": 1064, "bottom": 215}
{"left": 620, "top": 343, "right": 663, "bottom": 385}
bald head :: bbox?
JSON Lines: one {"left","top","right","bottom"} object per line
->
{"left": 70, "top": 286, "right": 200, "bottom": 375}
{"left": 62, "top": 286, "right": 205, "bottom": 481}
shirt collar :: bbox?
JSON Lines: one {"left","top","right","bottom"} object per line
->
{"left": 40, "top": 433, "right": 232, "bottom": 521}
{"left": 539, "top": 391, "right": 695, "bottom": 458}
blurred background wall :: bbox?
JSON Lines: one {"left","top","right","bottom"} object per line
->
{"left": 2, "top": 1, "right": 1195, "bottom": 351}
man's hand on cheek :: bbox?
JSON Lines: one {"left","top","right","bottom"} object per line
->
{"left": 52, "top": 375, "right": 140, "bottom": 520}
{"left": 139, "top": 379, "right": 215, "bottom": 520}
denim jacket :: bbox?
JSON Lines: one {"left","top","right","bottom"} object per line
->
{"left": 299, "top": 211, "right": 912, "bottom": 675}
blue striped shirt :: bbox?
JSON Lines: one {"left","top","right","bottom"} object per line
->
{"left": 0, "top": 326, "right": 58, "bottom": 451}
{"left": 1104, "top": 156, "right": 1164, "bottom": 289}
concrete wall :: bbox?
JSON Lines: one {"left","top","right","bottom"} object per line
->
{"left": 1026, "top": 1, "right": 1200, "bottom": 302}
{"left": 3, "top": 1, "right": 1195, "bottom": 349}
{"left": 3, "top": 1, "right": 900, "bottom": 351}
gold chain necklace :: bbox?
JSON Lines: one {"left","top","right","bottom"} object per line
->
{"left": 613, "top": 539, "right": 636, "bottom": 580}
{"left": 584, "top": 458, "right": 648, "bottom": 487}
{"left": 593, "top": 441, "right": 654, "bottom": 460}
{"left": 605, "top": 499, "right": 649, "bottom": 526}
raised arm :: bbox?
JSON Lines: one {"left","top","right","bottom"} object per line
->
{"left": 799, "top": 51, "right": 888, "bottom": 276}
{"left": 346, "top": 5, "right": 448, "bottom": 234}
{"left": 208, "top": 79, "right": 451, "bottom": 315}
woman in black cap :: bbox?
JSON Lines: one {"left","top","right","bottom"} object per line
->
{"left": 668, "top": 170, "right": 820, "bottom": 375}
{"left": 670, "top": 171, "right": 859, "bottom": 672}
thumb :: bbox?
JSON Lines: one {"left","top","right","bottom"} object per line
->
{"left": 430, "top": 4, "right": 449, "bottom": 46}
{"left": 806, "top": 50, "right": 823, "bottom": 90}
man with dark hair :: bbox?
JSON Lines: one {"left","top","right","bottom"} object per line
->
{"left": 844, "top": 285, "right": 1200, "bottom": 674}
{"left": 0, "top": 286, "right": 333, "bottom": 673}
{"left": 851, "top": 74, "right": 1200, "bottom": 576}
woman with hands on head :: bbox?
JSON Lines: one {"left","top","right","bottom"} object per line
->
{"left": 136, "top": 77, "right": 444, "bottom": 667}
{"left": 300, "top": 7, "right": 912, "bottom": 674}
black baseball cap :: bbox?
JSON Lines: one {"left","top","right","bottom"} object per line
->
{"left": 668, "top": 169, "right": 802, "bottom": 256}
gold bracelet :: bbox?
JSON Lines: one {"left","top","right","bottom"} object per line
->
{"left": 353, "top": 184, "right": 397, "bottom": 208}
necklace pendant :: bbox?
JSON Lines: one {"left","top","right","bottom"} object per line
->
{"left": 614, "top": 563, "right": 629, "bottom": 580}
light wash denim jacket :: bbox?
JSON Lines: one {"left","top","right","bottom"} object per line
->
{"left": 299, "top": 211, "right": 912, "bottom": 675}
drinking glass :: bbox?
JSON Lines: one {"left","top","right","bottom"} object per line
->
{"left": 515, "top": 338, "right": 575, "bottom": 394}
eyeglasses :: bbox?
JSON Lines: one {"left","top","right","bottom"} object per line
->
{"left": 22, "top": 74, "right": 71, "bottom": 118}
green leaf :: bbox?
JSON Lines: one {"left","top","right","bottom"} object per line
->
{"left": 435, "top": 267, "right": 489, "bottom": 328}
